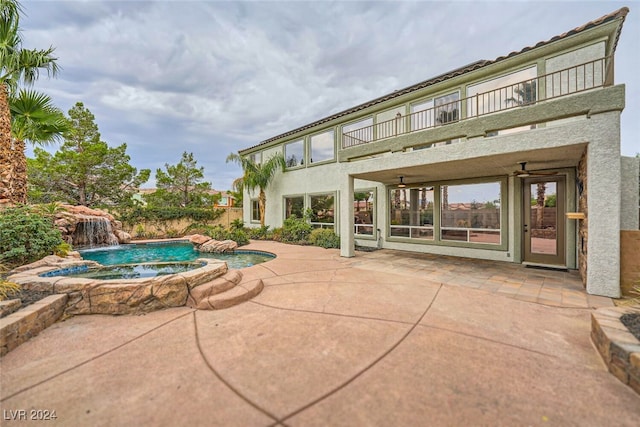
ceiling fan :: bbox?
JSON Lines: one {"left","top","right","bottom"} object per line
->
{"left": 513, "top": 162, "right": 558, "bottom": 177}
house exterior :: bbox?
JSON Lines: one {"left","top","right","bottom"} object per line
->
{"left": 237, "top": 7, "right": 639, "bottom": 298}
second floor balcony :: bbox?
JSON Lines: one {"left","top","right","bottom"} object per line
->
{"left": 342, "top": 57, "right": 614, "bottom": 151}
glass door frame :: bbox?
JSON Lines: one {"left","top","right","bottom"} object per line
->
{"left": 522, "top": 176, "right": 566, "bottom": 266}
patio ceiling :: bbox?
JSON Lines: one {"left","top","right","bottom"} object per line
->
{"left": 350, "top": 144, "right": 587, "bottom": 186}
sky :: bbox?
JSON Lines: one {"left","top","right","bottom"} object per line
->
{"left": 21, "top": 0, "right": 640, "bottom": 191}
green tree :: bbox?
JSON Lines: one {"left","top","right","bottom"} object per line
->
{"left": 145, "top": 151, "right": 217, "bottom": 208}
{"left": 27, "top": 102, "right": 150, "bottom": 207}
{"left": 226, "top": 152, "right": 285, "bottom": 227}
{"left": 9, "top": 89, "right": 68, "bottom": 203}
{"left": 0, "top": 0, "right": 60, "bottom": 204}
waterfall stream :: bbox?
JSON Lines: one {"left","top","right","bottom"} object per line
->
{"left": 72, "top": 215, "right": 120, "bottom": 248}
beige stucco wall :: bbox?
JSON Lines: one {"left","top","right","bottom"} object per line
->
{"left": 620, "top": 156, "right": 640, "bottom": 230}
{"left": 124, "top": 208, "right": 243, "bottom": 238}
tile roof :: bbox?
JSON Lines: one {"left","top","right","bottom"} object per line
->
{"left": 241, "top": 7, "right": 629, "bottom": 153}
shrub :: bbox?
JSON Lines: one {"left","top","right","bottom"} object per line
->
{"left": 309, "top": 228, "right": 340, "bottom": 249}
{"left": 248, "top": 225, "right": 270, "bottom": 240}
{"left": 227, "top": 229, "right": 249, "bottom": 246}
{"left": 270, "top": 227, "right": 283, "bottom": 242}
{"left": 230, "top": 219, "right": 245, "bottom": 231}
{"left": 165, "top": 228, "right": 180, "bottom": 238}
{"left": 0, "top": 206, "right": 63, "bottom": 266}
{"left": 0, "top": 279, "right": 21, "bottom": 301}
{"left": 0, "top": 262, "right": 21, "bottom": 301}
{"left": 134, "top": 224, "right": 146, "bottom": 238}
{"left": 53, "top": 242, "right": 73, "bottom": 257}
{"left": 119, "top": 206, "right": 225, "bottom": 226}
{"left": 281, "top": 214, "right": 313, "bottom": 243}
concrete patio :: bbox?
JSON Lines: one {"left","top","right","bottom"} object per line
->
{"left": 1, "top": 241, "right": 639, "bottom": 426}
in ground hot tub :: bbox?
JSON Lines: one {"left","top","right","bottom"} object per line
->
{"left": 40, "top": 261, "right": 206, "bottom": 280}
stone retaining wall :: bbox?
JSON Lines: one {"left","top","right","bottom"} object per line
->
{"left": 0, "top": 294, "right": 68, "bottom": 356}
{"left": 591, "top": 306, "right": 640, "bottom": 395}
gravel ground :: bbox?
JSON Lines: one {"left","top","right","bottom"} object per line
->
{"left": 620, "top": 313, "right": 640, "bottom": 341}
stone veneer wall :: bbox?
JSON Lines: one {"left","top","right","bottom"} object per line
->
{"left": 0, "top": 294, "right": 67, "bottom": 356}
{"left": 577, "top": 149, "right": 588, "bottom": 287}
{"left": 591, "top": 307, "right": 640, "bottom": 395}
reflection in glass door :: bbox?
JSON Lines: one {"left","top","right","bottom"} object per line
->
{"left": 523, "top": 177, "right": 565, "bottom": 266}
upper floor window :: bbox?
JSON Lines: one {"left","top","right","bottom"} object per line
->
{"left": 343, "top": 117, "right": 373, "bottom": 147}
{"left": 410, "top": 99, "right": 435, "bottom": 131}
{"left": 467, "top": 66, "right": 537, "bottom": 116}
{"left": 376, "top": 107, "right": 405, "bottom": 140}
{"left": 285, "top": 139, "right": 304, "bottom": 168}
{"left": 435, "top": 92, "right": 460, "bottom": 125}
{"left": 310, "top": 129, "right": 335, "bottom": 164}
{"left": 248, "top": 152, "right": 262, "bottom": 165}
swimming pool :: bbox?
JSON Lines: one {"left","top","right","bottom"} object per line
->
{"left": 79, "top": 241, "right": 275, "bottom": 269}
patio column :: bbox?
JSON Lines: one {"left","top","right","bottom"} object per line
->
{"left": 340, "top": 174, "right": 355, "bottom": 257}
{"left": 586, "top": 111, "right": 621, "bottom": 298}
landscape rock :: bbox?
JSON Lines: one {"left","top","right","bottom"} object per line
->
{"left": 188, "top": 234, "right": 211, "bottom": 245}
{"left": 114, "top": 229, "right": 132, "bottom": 244}
{"left": 198, "top": 239, "right": 237, "bottom": 253}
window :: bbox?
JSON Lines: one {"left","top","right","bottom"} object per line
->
{"left": 251, "top": 199, "right": 260, "bottom": 222}
{"left": 285, "top": 139, "right": 304, "bottom": 168}
{"left": 284, "top": 196, "right": 304, "bottom": 219}
{"left": 434, "top": 92, "right": 460, "bottom": 125}
{"left": 248, "top": 152, "right": 262, "bottom": 165}
{"left": 343, "top": 117, "right": 373, "bottom": 148}
{"left": 467, "top": 66, "right": 537, "bottom": 116}
{"left": 389, "top": 187, "right": 434, "bottom": 240}
{"left": 376, "top": 107, "right": 405, "bottom": 140}
{"left": 354, "top": 190, "right": 375, "bottom": 236}
{"left": 310, "top": 193, "right": 335, "bottom": 229}
{"left": 440, "top": 182, "right": 501, "bottom": 244}
{"left": 310, "top": 129, "right": 335, "bottom": 163}
{"left": 410, "top": 99, "right": 435, "bottom": 131}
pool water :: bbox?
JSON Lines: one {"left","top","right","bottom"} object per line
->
{"left": 79, "top": 242, "right": 275, "bottom": 269}
{"left": 43, "top": 262, "right": 204, "bottom": 280}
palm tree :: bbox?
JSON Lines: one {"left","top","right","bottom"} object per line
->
{"left": 226, "top": 152, "right": 285, "bottom": 227}
{"left": 9, "top": 89, "right": 68, "bottom": 203}
{"left": 1, "top": 0, "right": 60, "bottom": 204}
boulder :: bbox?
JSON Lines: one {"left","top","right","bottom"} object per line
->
{"left": 188, "top": 234, "right": 211, "bottom": 245}
{"left": 198, "top": 239, "right": 237, "bottom": 253}
{"left": 114, "top": 229, "right": 132, "bottom": 244}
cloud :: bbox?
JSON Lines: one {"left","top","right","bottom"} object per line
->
{"left": 20, "top": 1, "right": 640, "bottom": 191}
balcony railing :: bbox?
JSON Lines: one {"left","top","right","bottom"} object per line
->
{"left": 342, "top": 56, "right": 611, "bottom": 148}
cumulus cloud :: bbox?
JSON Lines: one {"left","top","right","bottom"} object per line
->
{"left": 21, "top": 1, "right": 639, "bottom": 190}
